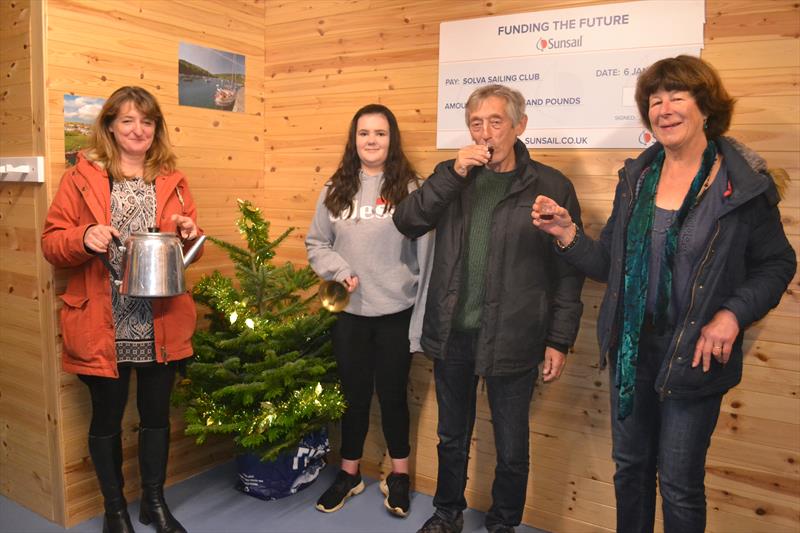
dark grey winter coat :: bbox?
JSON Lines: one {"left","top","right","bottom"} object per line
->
{"left": 393, "top": 140, "right": 584, "bottom": 376}
{"left": 560, "top": 136, "right": 796, "bottom": 399}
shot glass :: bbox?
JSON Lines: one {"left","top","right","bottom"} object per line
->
{"left": 539, "top": 204, "right": 556, "bottom": 220}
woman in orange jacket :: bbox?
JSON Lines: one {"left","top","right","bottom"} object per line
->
{"left": 42, "top": 86, "right": 202, "bottom": 533}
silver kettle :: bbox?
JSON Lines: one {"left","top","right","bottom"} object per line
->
{"left": 101, "top": 231, "right": 206, "bottom": 297}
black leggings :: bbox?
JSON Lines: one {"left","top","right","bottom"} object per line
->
{"left": 79, "top": 363, "right": 177, "bottom": 437}
{"left": 333, "top": 307, "right": 412, "bottom": 461}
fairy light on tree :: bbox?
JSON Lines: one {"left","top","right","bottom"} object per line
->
{"left": 173, "top": 199, "right": 345, "bottom": 462}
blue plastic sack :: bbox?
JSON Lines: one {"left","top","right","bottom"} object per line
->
{"left": 235, "top": 429, "right": 329, "bottom": 500}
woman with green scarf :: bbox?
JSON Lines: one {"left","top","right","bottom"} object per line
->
{"left": 531, "top": 55, "right": 796, "bottom": 533}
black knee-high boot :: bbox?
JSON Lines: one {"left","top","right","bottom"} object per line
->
{"left": 88, "top": 433, "right": 136, "bottom": 533}
{"left": 137, "top": 427, "right": 186, "bottom": 533}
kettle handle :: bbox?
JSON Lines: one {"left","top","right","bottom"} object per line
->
{"left": 95, "top": 235, "right": 124, "bottom": 284}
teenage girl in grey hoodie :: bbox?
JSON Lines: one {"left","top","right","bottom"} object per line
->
{"left": 305, "top": 104, "right": 433, "bottom": 518}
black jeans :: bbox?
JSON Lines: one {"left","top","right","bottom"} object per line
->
{"left": 610, "top": 329, "right": 723, "bottom": 533}
{"left": 432, "top": 330, "right": 538, "bottom": 529}
{"left": 332, "top": 307, "right": 412, "bottom": 460}
{"left": 79, "top": 363, "right": 178, "bottom": 436}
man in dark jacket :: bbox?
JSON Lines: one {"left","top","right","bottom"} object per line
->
{"left": 393, "top": 84, "right": 584, "bottom": 533}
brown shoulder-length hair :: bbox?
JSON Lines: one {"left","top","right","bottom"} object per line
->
{"left": 635, "top": 55, "right": 736, "bottom": 139}
{"left": 85, "top": 86, "right": 176, "bottom": 183}
{"left": 324, "top": 104, "right": 418, "bottom": 217}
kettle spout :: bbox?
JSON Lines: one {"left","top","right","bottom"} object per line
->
{"left": 183, "top": 235, "right": 207, "bottom": 267}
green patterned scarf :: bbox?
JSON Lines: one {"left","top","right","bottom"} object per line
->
{"left": 616, "top": 140, "right": 717, "bottom": 418}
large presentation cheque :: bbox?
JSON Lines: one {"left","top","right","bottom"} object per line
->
{"left": 437, "top": 0, "right": 705, "bottom": 149}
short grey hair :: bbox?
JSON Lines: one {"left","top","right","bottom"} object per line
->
{"left": 464, "top": 84, "right": 527, "bottom": 126}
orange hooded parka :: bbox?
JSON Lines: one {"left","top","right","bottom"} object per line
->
{"left": 41, "top": 153, "right": 203, "bottom": 377}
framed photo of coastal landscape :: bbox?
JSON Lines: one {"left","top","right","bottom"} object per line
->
{"left": 178, "top": 42, "right": 246, "bottom": 113}
{"left": 64, "top": 94, "right": 105, "bottom": 166}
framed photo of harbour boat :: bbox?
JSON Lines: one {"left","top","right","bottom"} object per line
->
{"left": 178, "top": 42, "right": 245, "bottom": 113}
{"left": 64, "top": 94, "right": 105, "bottom": 166}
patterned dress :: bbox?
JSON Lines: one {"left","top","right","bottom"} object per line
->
{"left": 109, "top": 177, "right": 157, "bottom": 364}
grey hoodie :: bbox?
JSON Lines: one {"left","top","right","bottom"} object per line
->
{"left": 305, "top": 171, "right": 433, "bottom": 352}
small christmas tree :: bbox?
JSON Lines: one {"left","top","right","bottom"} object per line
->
{"left": 174, "top": 199, "right": 345, "bottom": 462}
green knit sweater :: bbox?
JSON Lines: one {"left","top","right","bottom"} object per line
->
{"left": 453, "top": 166, "right": 514, "bottom": 330}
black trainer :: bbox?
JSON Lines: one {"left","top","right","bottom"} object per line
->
{"left": 315, "top": 469, "right": 365, "bottom": 513}
{"left": 416, "top": 511, "right": 464, "bottom": 533}
{"left": 380, "top": 472, "right": 410, "bottom": 517}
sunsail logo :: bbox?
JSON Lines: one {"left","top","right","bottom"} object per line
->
{"left": 535, "top": 35, "right": 584, "bottom": 51}
{"left": 638, "top": 130, "right": 655, "bottom": 146}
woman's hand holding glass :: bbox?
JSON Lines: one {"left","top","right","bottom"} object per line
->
{"left": 532, "top": 195, "right": 576, "bottom": 247}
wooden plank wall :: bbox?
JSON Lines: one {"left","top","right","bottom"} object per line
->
{"left": 0, "top": 0, "right": 65, "bottom": 523}
{"left": 0, "top": 0, "right": 796, "bottom": 530}
{"left": 262, "top": 1, "right": 799, "bottom": 533}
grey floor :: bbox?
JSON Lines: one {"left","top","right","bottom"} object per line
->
{"left": 0, "top": 461, "right": 547, "bottom": 533}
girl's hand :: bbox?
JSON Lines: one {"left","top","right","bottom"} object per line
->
{"left": 343, "top": 276, "right": 359, "bottom": 293}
